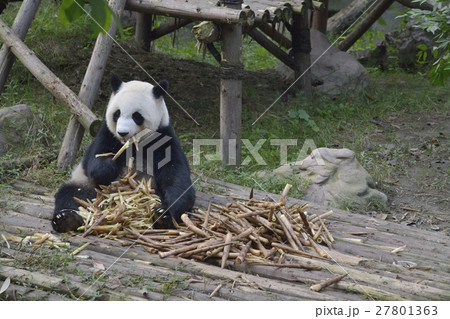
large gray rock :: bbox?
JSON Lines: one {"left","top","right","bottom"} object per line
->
{"left": 0, "top": 104, "right": 41, "bottom": 156}
{"left": 274, "top": 148, "right": 387, "bottom": 209}
{"left": 274, "top": 29, "right": 370, "bottom": 95}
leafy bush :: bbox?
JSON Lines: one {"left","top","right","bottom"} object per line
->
{"left": 399, "top": 0, "right": 450, "bottom": 85}
{"left": 59, "top": 0, "right": 121, "bottom": 35}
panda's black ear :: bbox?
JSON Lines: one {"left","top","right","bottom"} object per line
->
{"left": 111, "top": 74, "right": 122, "bottom": 93}
{"left": 152, "top": 80, "right": 169, "bottom": 99}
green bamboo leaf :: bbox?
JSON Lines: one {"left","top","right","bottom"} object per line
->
{"left": 59, "top": 0, "right": 85, "bottom": 25}
{"left": 298, "top": 109, "right": 310, "bottom": 120}
{"left": 90, "top": 0, "right": 112, "bottom": 34}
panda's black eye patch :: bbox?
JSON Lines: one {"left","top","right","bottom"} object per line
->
{"left": 113, "top": 110, "right": 121, "bottom": 122}
{"left": 132, "top": 112, "right": 144, "bottom": 125}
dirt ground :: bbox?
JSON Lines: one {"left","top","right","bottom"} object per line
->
{"left": 369, "top": 111, "right": 449, "bottom": 234}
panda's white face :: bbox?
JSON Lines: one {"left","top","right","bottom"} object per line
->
{"left": 105, "top": 79, "right": 169, "bottom": 143}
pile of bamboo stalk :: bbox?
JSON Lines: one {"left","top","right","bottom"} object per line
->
{"left": 75, "top": 171, "right": 163, "bottom": 238}
{"left": 75, "top": 171, "right": 335, "bottom": 266}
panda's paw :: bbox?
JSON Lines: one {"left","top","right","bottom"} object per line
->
{"left": 153, "top": 206, "right": 174, "bottom": 228}
{"left": 52, "top": 210, "right": 84, "bottom": 233}
{"left": 91, "top": 158, "right": 119, "bottom": 186}
{"left": 155, "top": 206, "right": 166, "bottom": 216}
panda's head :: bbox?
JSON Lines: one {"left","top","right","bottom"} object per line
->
{"left": 105, "top": 74, "right": 170, "bottom": 143}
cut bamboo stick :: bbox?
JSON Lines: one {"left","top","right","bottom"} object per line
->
{"left": 221, "top": 232, "right": 233, "bottom": 268}
{"left": 280, "top": 214, "right": 304, "bottom": 251}
{"left": 236, "top": 241, "right": 252, "bottom": 264}
{"left": 181, "top": 214, "right": 208, "bottom": 237}
{"left": 310, "top": 274, "right": 348, "bottom": 292}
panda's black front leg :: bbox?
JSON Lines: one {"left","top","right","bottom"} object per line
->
{"left": 156, "top": 188, "right": 195, "bottom": 229}
{"left": 87, "top": 157, "right": 121, "bottom": 186}
{"left": 52, "top": 183, "right": 96, "bottom": 233}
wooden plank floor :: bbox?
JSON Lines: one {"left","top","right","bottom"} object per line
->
{"left": 0, "top": 178, "right": 449, "bottom": 301}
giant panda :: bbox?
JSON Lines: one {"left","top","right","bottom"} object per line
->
{"left": 52, "top": 74, "right": 195, "bottom": 232}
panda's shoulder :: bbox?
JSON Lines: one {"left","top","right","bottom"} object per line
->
{"left": 157, "top": 123, "right": 176, "bottom": 137}
{"left": 91, "top": 122, "right": 118, "bottom": 146}
{"left": 83, "top": 123, "right": 121, "bottom": 163}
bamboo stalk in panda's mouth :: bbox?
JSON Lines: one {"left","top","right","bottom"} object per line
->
{"left": 94, "top": 128, "right": 154, "bottom": 160}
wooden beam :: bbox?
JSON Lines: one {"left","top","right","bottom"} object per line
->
{"left": 327, "top": 0, "right": 377, "bottom": 34}
{"left": 0, "top": 0, "right": 41, "bottom": 93}
{"left": 338, "top": 0, "right": 395, "bottom": 52}
{"left": 247, "top": 28, "right": 295, "bottom": 70}
{"left": 254, "top": 0, "right": 294, "bottom": 21}
{"left": 254, "top": 9, "right": 270, "bottom": 24}
{"left": 149, "top": 18, "right": 191, "bottom": 41}
{"left": 257, "top": 22, "right": 292, "bottom": 49}
{"left": 0, "top": 18, "right": 100, "bottom": 135}
{"left": 126, "top": 0, "right": 252, "bottom": 25}
{"left": 56, "top": 0, "right": 127, "bottom": 170}
{"left": 220, "top": 0, "right": 243, "bottom": 166}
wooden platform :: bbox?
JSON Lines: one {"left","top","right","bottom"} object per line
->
{"left": 0, "top": 178, "right": 449, "bottom": 301}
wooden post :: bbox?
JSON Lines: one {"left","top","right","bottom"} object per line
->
{"left": 311, "top": 0, "right": 328, "bottom": 34}
{"left": 0, "top": 18, "right": 100, "bottom": 134}
{"left": 338, "top": 0, "right": 395, "bottom": 52}
{"left": 57, "top": 0, "right": 127, "bottom": 170}
{"left": 220, "top": 0, "right": 243, "bottom": 166}
{"left": 0, "top": 0, "right": 41, "bottom": 93}
{"left": 291, "top": 9, "right": 312, "bottom": 98}
{"left": 135, "top": 13, "right": 152, "bottom": 51}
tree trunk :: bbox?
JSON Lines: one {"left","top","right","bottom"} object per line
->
{"left": 338, "top": 0, "right": 395, "bottom": 52}
{"left": 0, "top": 0, "right": 41, "bottom": 93}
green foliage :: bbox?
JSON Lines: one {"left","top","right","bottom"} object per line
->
{"left": 59, "top": 0, "right": 120, "bottom": 36}
{"left": 346, "top": 28, "right": 385, "bottom": 51}
{"left": 398, "top": 0, "right": 450, "bottom": 85}
{"left": 336, "top": 15, "right": 386, "bottom": 52}
{"left": 416, "top": 43, "right": 429, "bottom": 65}
{"left": 242, "top": 38, "right": 278, "bottom": 70}
{"left": 59, "top": 0, "right": 84, "bottom": 23}
{"left": 286, "top": 108, "right": 320, "bottom": 133}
